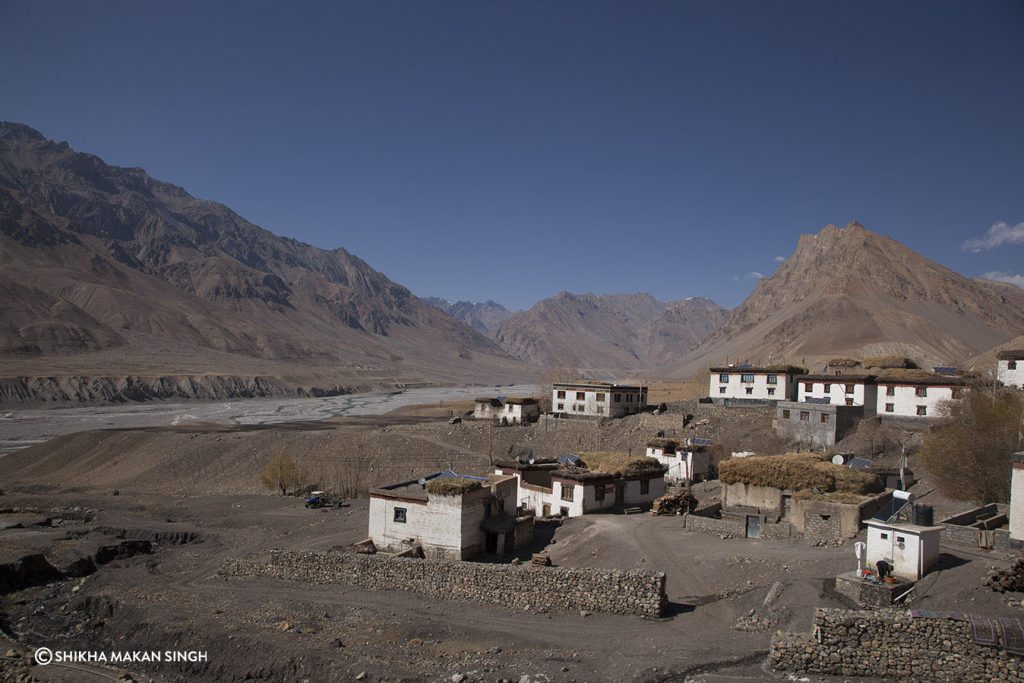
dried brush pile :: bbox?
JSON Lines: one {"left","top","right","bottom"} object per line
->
{"left": 718, "top": 452, "right": 881, "bottom": 495}
{"left": 652, "top": 492, "right": 698, "bottom": 515}
{"left": 864, "top": 355, "right": 918, "bottom": 370}
{"left": 425, "top": 478, "right": 482, "bottom": 496}
{"left": 578, "top": 452, "right": 667, "bottom": 477}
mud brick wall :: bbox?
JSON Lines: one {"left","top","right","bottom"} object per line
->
{"left": 221, "top": 550, "right": 666, "bottom": 617}
{"left": 770, "top": 608, "right": 1023, "bottom": 681}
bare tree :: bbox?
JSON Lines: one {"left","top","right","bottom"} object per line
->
{"left": 260, "top": 454, "right": 307, "bottom": 495}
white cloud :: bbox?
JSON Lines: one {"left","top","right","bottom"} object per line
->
{"left": 773, "top": 255, "right": 786, "bottom": 263}
{"left": 748, "top": 271, "right": 765, "bottom": 280}
{"left": 963, "top": 221, "right": 1024, "bottom": 252}
{"left": 982, "top": 271, "right": 1024, "bottom": 288}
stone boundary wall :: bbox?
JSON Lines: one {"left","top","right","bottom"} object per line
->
{"left": 220, "top": 550, "right": 665, "bottom": 617}
{"left": 770, "top": 608, "right": 1023, "bottom": 681}
{"left": 683, "top": 513, "right": 746, "bottom": 537}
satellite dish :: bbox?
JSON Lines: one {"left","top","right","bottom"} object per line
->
{"left": 527, "top": 448, "right": 535, "bottom": 465}
{"left": 831, "top": 454, "right": 846, "bottom": 465}
{"left": 417, "top": 478, "right": 426, "bottom": 486}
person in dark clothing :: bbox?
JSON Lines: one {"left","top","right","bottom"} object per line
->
{"left": 876, "top": 560, "right": 892, "bottom": 580}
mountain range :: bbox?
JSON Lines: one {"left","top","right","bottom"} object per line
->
{"left": 0, "top": 122, "right": 526, "bottom": 401}
{"left": 2, "top": 121, "right": 1022, "bottom": 403}
{"left": 661, "top": 222, "right": 1024, "bottom": 378}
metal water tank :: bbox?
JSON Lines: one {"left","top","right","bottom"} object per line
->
{"left": 913, "top": 504, "right": 934, "bottom": 527}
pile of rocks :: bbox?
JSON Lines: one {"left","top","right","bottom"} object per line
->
{"left": 985, "top": 558, "right": 1024, "bottom": 593}
{"left": 651, "top": 492, "right": 698, "bottom": 515}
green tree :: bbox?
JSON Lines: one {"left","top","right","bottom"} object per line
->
{"left": 260, "top": 454, "right": 306, "bottom": 495}
{"left": 918, "top": 390, "right": 1023, "bottom": 503}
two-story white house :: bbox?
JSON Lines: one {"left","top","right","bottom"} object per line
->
{"left": 551, "top": 382, "right": 647, "bottom": 418}
{"left": 998, "top": 350, "right": 1024, "bottom": 390}
{"left": 368, "top": 469, "right": 533, "bottom": 559}
{"left": 796, "top": 373, "right": 879, "bottom": 415}
{"left": 709, "top": 365, "right": 805, "bottom": 402}
{"left": 875, "top": 371, "right": 965, "bottom": 419}
{"left": 645, "top": 437, "right": 711, "bottom": 483}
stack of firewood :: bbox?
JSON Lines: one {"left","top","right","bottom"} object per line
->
{"left": 984, "top": 558, "right": 1024, "bottom": 593}
{"left": 651, "top": 492, "right": 698, "bottom": 516}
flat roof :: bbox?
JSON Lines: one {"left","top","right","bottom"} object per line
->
{"left": 710, "top": 365, "right": 807, "bottom": 374}
{"left": 552, "top": 382, "right": 645, "bottom": 390}
{"left": 371, "top": 469, "right": 498, "bottom": 500}
{"left": 998, "top": 350, "right": 1024, "bottom": 361}
{"left": 798, "top": 374, "right": 877, "bottom": 382}
{"left": 865, "top": 519, "right": 943, "bottom": 533}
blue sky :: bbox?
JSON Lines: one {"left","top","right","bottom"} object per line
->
{"left": 2, "top": 1, "right": 1022, "bottom": 310}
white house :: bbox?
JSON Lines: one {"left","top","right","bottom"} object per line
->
{"left": 495, "top": 453, "right": 665, "bottom": 517}
{"left": 796, "top": 373, "right": 878, "bottom": 414}
{"left": 473, "top": 398, "right": 503, "bottom": 420}
{"left": 875, "top": 372, "right": 965, "bottom": 418}
{"left": 1011, "top": 452, "right": 1024, "bottom": 542}
{"left": 864, "top": 519, "right": 941, "bottom": 581}
{"left": 551, "top": 382, "right": 647, "bottom": 418}
{"left": 998, "top": 350, "right": 1024, "bottom": 390}
{"left": 500, "top": 397, "right": 540, "bottom": 424}
{"left": 368, "top": 469, "right": 533, "bottom": 559}
{"left": 709, "top": 365, "right": 805, "bottom": 402}
{"left": 645, "top": 437, "right": 711, "bottom": 483}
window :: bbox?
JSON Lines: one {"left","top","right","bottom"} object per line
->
{"left": 885, "top": 403, "right": 894, "bottom": 413}
{"left": 719, "top": 374, "right": 730, "bottom": 383}
{"left": 782, "top": 409, "right": 791, "bottom": 419}
{"left": 845, "top": 398, "right": 854, "bottom": 406}
{"left": 880, "top": 532, "right": 889, "bottom": 540}
{"left": 556, "top": 402, "right": 564, "bottom": 411}
{"left": 594, "top": 484, "right": 605, "bottom": 501}
{"left": 393, "top": 508, "right": 407, "bottom": 523}
{"left": 799, "top": 411, "right": 810, "bottom": 421}
{"left": 823, "top": 383, "right": 831, "bottom": 392}
{"left": 741, "top": 374, "right": 754, "bottom": 383}
{"left": 804, "top": 382, "right": 812, "bottom": 391}
{"left": 1010, "top": 361, "right": 1018, "bottom": 370}
{"left": 626, "top": 394, "right": 633, "bottom": 402}
{"left": 916, "top": 405, "right": 927, "bottom": 416}
{"left": 952, "top": 388, "right": 962, "bottom": 399}
{"left": 561, "top": 484, "right": 574, "bottom": 501}
{"left": 719, "top": 387, "right": 726, "bottom": 394}
{"left": 820, "top": 413, "right": 830, "bottom": 423}
{"left": 560, "top": 506, "right": 569, "bottom": 517}
{"left": 885, "top": 386, "right": 895, "bottom": 396}
{"left": 557, "top": 390, "right": 566, "bottom": 399}
{"left": 767, "top": 388, "right": 775, "bottom": 396}
{"left": 574, "top": 404, "right": 584, "bottom": 412}
{"left": 614, "top": 393, "right": 622, "bottom": 402}
{"left": 576, "top": 391, "right": 586, "bottom": 400}
{"left": 845, "top": 384, "right": 854, "bottom": 394}
{"left": 767, "top": 374, "right": 778, "bottom": 385}
{"left": 596, "top": 392, "right": 605, "bottom": 402}
{"left": 596, "top": 406, "right": 605, "bottom": 414}
{"left": 896, "top": 536, "right": 905, "bottom": 544}
{"left": 915, "top": 387, "right": 927, "bottom": 397}
{"left": 640, "top": 479, "right": 650, "bottom": 495}
{"left": 745, "top": 387, "right": 753, "bottom": 395}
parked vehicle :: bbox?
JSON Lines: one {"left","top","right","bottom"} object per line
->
{"left": 304, "top": 491, "right": 346, "bottom": 508}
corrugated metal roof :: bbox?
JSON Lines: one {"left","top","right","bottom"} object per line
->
{"left": 846, "top": 457, "right": 872, "bottom": 470}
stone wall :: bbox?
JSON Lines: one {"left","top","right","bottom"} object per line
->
{"left": 770, "top": 608, "right": 1023, "bottom": 681}
{"left": 221, "top": 550, "right": 665, "bottom": 617}
{"left": 683, "top": 513, "right": 746, "bottom": 537}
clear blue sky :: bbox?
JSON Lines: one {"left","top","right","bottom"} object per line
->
{"left": 2, "top": 1, "right": 1022, "bottom": 310}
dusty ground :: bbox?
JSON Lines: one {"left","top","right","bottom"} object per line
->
{"left": 1, "top": 400, "right": 1018, "bottom": 682}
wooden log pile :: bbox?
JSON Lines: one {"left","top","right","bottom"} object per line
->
{"left": 651, "top": 492, "right": 698, "bottom": 516}
{"left": 984, "top": 557, "right": 1024, "bottom": 593}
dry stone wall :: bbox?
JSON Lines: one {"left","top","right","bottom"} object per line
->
{"left": 221, "top": 550, "right": 666, "bottom": 617}
{"left": 770, "top": 608, "right": 1023, "bottom": 681}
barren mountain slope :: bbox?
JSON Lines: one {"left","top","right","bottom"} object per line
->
{"left": 664, "top": 222, "right": 1024, "bottom": 377}
{"left": 492, "top": 292, "right": 727, "bottom": 373}
{"left": 422, "top": 298, "right": 513, "bottom": 335}
{"left": 0, "top": 122, "right": 526, "bottom": 401}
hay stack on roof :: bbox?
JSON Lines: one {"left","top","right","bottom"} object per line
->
{"left": 575, "top": 451, "right": 666, "bottom": 478}
{"left": 827, "top": 358, "right": 862, "bottom": 368}
{"left": 875, "top": 368, "right": 965, "bottom": 384}
{"left": 863, "top": 356, "right": 917, "bottom": 370}
{"left": 425, "top": 478, "right": 482, "bottom": 496}
{"left": 646, "top": 437, "right": 680, "bottom": 449}
{"left": 718, "top": 452, "right": 881, "bottom": 495}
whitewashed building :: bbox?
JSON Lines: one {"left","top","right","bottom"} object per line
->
{"left": 709, "top": 365, "right": 805, "bottom": 402}
{"left": 501, "top": 397, "right": 540, "bottom": 424}
{"left": 796, "top": 373, "right": 878, "bottom": 414}
{"left": 875, "top": 373, "right": 965, "bottom": 419}
{"left": 495, "top": 454, "right": 665, "bottom": 517}
{"left": 998, "top": 350, "right": 1024, "bottom": 390}
{"left": 551, "top": 382, "right": 647, "bottom": 418}
{"left": 473, "top": 398, "right": 503, "bottom": 420}
{"left": 1011, "top": 452, "right": 1024, "bottom": 542}
{"left": 368, "top": 469, "right": 533, "bottom": 559}
{"left": 645, "top": 437, "right": 711, "bottom": 483}
{"left": 864, "top": 519, "right": 941, "bottom": 581}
